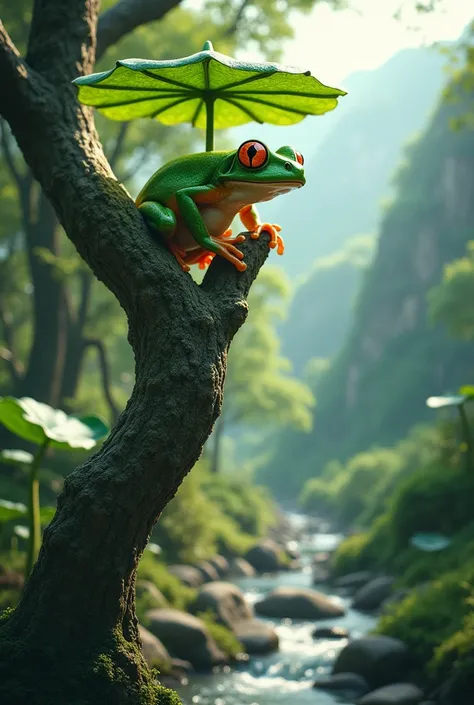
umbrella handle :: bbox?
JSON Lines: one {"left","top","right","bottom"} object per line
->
{"left": 205, "top": 99, "right": 214, "bottom": 152}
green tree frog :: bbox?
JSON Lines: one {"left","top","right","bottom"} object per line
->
{"left": 135, "top": 140, "right": 305, "bottom": 272}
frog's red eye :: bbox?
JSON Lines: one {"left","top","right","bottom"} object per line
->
{"left": 238, "top": 140, "right": 268, "bottom": 169}
{"left": 295, "top": 151, "right": 304, "bottom": 166}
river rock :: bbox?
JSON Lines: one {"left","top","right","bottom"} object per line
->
{"left": 334, "top": 571, "right": 375, "bottom": 591}
{"left": 146, "top": 608, "right": 226, "bottom": 671}
{"left": 245, "top": 539, "right": 285, "bottom": 573}
{"left": 167, "top": 564, "right": 205, "bottom": 588}
{"left": 136, "top": 580, "right": 168, "bottom": 609}
{"left": 313, "top": 625, "right": 349, "bottom": 640}
{"left": 353, "top": 577, "right": 395, "bottom": 612}
{"left": 228, "top": 557, "right": 256, "bottom": 578}
{"left": 194, "top": 561, "right": 220, "bottom": 583}
{"left": 333, "top": 636, "right": 412, "bottom": 689}
{"left": 312, "top": 565, "right": 330, "bottom": 584}
{"left": 358, "top": 683, "right": 425, "bottom": 704}
{"left": 255, "top": 586, "right": 345, "bottom": 620}
{"left": 234, "top": 619, "right": 279, "bottom": 654}
{"left": 208, "top": 555, "right": 230, "bottom": 578}
{"left": 139, "top": 625, "right": 171, "bottom": 669}
{"left": 314, "top": 672, "right": 370, "bottom": 696}
{"left": 190, "top": 581, "right": 253, "bottom": 629}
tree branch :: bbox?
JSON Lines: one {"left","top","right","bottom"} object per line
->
{"left": 84, "top": 338, "right": 120, "bottom": 423}
{"left": 0, "top": 299, "right": 23, "bottom": 384}
{"left": 96, "top": 0, "right": 184, "bottom": 60}
{"left": 26, "top": 0, "right": 99, "bottom": 81}
{"left": 225, "top": 0, "right": 252, "bottom": 37}
{"left": 0, "top": 119, "right": 26, "bottom": 190}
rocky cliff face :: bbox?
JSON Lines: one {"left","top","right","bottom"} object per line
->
{"left": 261, "top": 88, "right": 474, "bottom": 498}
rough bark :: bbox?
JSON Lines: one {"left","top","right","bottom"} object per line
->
{"left": 0, "top": 3, "right": 271, "bottom": 703}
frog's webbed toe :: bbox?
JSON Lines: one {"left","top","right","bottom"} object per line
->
{"left": 250, "top": 223, "right": 282, "bottom": 250}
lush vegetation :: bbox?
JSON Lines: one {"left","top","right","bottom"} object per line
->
{"left": 261, "top": 54, "right": 474, "bottom": 499}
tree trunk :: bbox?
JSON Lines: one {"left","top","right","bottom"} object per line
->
{"left": 16, "top": 191, "right": 68, "bottom": 406}
{"left": 0, "top": 4, "right": 272, "bottom": 702}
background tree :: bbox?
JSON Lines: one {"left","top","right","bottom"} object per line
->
{"left": 209, "top": 266, "right": 314, "bottom": 473}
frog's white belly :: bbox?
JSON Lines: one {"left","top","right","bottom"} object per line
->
{"left": 174, "top": 180, "right": 298, "bottom": 250}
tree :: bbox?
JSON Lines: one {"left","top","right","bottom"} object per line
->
{"left": 0, "top": 1, "right": 343, "bottom": 702}
{"left": 209, "top": 266, "right": 314, "bottom": 473}
{"left": 428, "top": 240, "right": 474, "bottom": 340}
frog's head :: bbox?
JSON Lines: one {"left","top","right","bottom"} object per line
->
{"left": 219, "top": 140, "right": 306, "bottom": 199}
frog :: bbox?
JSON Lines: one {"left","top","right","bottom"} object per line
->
{"left": 135, "top": 140, "right": 305, "bottom": 272}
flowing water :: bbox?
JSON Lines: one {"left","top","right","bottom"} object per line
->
{"left": 174, "top": 515, "right": 376, "bottom": 705}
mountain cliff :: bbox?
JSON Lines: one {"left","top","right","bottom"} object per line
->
{"left": 260, "top": 82, "right": 474, "bottom": 498}
{"left": 260, "top": 44, "right": 448, "bottom": 279}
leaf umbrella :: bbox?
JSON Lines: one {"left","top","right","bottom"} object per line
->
{"left": 73, "top": 40, "right": 346, "bottom": 151}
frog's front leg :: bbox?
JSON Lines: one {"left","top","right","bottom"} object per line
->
{"left": 239, "top": 204, "right": 285, "bottom": 256}
{"left": 176, "top": 185, "right": 247, "bottom": 272}
{"left": 137, "top": 201, "right": 190, "bottom": 271}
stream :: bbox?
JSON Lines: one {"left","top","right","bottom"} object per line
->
{"left": 174, "top": 514, "right": 376, "bottom": 705}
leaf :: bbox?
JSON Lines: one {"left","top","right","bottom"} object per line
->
{"left": 459, "top": 385, "right": 474, "bottom": 399}
{"left": 73, "top": 42, "right": 346, "bottom": 128}
{"left": 0, "top": 499, "right": 27, "bottom": 523}
{"left": 0, "top": 499, "right": 55, "bottom": 526}
{"left": 0, "top": 449, "right": 34, "bottom": 466}
{"left": 14, "top": 525, "right": 29, "bottom": 539}
{"left": 40, "top": 506, "right": 57, "bottom": 525}
{"left": 0, "top": 397, "right": 109, "bottom": 450}
{"left": 410, "top": 532, "right": 452, "bottom": 552}
{"left": 426, "top": 394, "right": 468, "bottom": 409}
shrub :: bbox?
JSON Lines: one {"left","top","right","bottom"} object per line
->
{"left": 137, "top": 554, "right": 195, "bottom": 610}
{"left": 377, "top": 569, "right": 474, "bottom": 669}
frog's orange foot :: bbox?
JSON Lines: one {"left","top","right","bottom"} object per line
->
{"left": 215, "top": 230, "right": 246, "bottom": 245}
{"left": 276, "top": 234, "right": 285, "bottom": 256}
{"left": 198, "top": 253, "right": 215, "bottom": 270}
{"left": 250, "top": 223, "right": 282, "bottom": 249}
{"left": 212, "top": 237, "right": 247, "bottom": 272}
{"left": 168, "top": 242, "right": 190, "bottom": 272}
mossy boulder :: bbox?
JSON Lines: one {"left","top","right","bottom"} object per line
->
{"left": 333, "top": 636, "right": 413, "bottom": 689}
{"left": 145, "top": 608, "right": 226, "bottom": 671}
{"left": 255, "top": 586, "right": 345, "bottom": 619}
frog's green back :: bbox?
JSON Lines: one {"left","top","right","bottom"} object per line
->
{"left": 135, "top": 150, "right": 234, "bottom": 205}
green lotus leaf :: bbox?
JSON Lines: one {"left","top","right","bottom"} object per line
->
{"left": 426, "top": 394, "right": 468, "bottom": 409}
{"left": 0, "top": 499, "right": 56, "bottom": 525}
{"left": 0, "top": 397, "right": 109, "bottom": 450}
{"left": 459, "top": 385, "right": 474, "bottom": 399}
{"left": 14, "top": 525, "right": 29, "bottom": 539}
{"left": 0, "top": 449, "right": 34, "bottom": 466}
{"left": 73, "top": 41, "right": 346, "bottom": 129}
{"left": 0, "top": 499, "right": 27, "bottom": 523}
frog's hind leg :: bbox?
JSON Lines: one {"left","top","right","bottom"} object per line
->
{"left": 239, "top": 204, "right": 283, "bottom": 254}
{"left": 138, "top": 201, "right": 190, "bottom": 271}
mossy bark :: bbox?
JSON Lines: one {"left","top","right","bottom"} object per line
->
{"left": 0, "top": 2, "right": 271, "bottom": 702}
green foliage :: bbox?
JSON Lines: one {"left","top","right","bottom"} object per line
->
{"left": 263, "top": 61, "right": 474, "bottom": 498}
{"left": 0, "top": 397, "right": 108, "bottom": 450}
{"left": 300, "top": 424, "right": 441, "bottom": 529}
{"left": 223, "top": 266, "right": 314, "bottom": 435}
{"left": 197, "top": 611, "right": 244, "bottom": 658}
{"left": 136, "top": 554, "right": 195, "bottom": 611}
{"left": 202, "top": 471, "right": 276, "bottom": 538}
{"left": 432, "top": 611, "right": 474, "bottom": 697}
{"left": 152, "top": 462, "right": 277, "bottom": 562}
{"left": 429, "top": 240, "right": 474, "bottom": 339}
{"left": 377, "top": 570, "right": 474, "bottom": 670}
